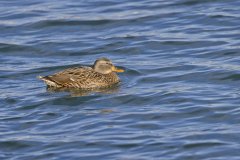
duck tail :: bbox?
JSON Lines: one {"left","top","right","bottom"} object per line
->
{"left": 37, "top": 75, "right": 44, "bottom": 79}
{"left": 37, "top": 75, "right": 61, "bottom": 87}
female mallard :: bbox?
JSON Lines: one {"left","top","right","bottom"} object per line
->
{"left": 38, "top": 58, "right": 124, "bottom": 89}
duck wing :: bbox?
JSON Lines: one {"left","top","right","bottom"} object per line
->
{"left": 39, "top": 66, "right": 92, "bottom": 88}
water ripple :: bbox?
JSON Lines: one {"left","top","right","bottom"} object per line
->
{"left": 1, "top": 0, "right": 240, "bottom": 159}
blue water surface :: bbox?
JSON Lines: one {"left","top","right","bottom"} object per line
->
{"left": 1, "top": 0, "right": 240, "bottom": 159}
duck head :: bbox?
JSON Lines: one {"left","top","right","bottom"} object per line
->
{"left": 93, "top": 58, "right": 124, "bottom": 74}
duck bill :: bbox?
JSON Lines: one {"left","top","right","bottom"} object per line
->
{"left": 112, "top": 66, "right": 124, "bottom": 73}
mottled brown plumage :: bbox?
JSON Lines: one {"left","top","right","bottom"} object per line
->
{"left": 38, "top": 58, "right": 124, "bottom": 89}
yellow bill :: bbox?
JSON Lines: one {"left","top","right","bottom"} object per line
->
{"left": 112, "top": 66, "right": 124, "bottom": 73}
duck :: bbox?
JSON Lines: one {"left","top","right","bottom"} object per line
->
{"left": 38, "top": 58, "right": 124, "bottom": 89}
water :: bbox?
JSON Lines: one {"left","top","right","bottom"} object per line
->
{"left": 1, "top": 0, "right": 240, "bottom": 159}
